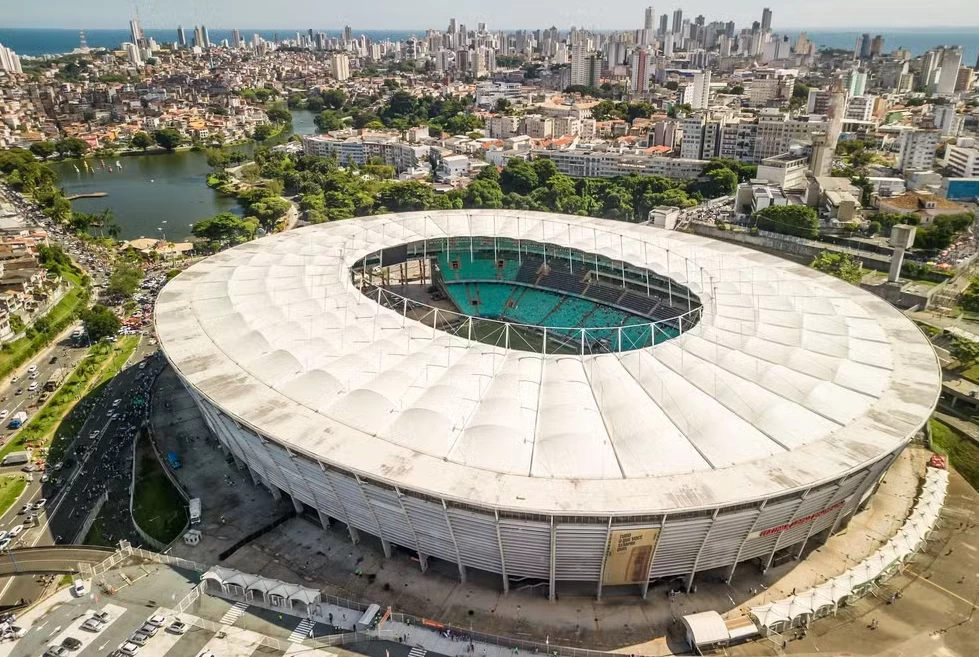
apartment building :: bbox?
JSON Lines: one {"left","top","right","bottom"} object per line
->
{"left": 896, "top": 129, "right": 941, "bottom": 173}
{"left": 302, "top": 134, "right": 429, "bottom": 172}
{"left": 535, "top": 149, "right": 707, "bottom": 179}
{"left": 944, "top": 144, "right": 979, "bottom": 178}
{"left": 753, "top": 110, "right": 827, "bottom": 161}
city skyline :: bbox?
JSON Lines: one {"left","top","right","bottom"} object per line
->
{"left": 3, "top": 0, "right": 979, "bottom": 31}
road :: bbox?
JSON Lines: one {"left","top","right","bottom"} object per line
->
{"left": 0, "top": 336, "right": 161, "bottom": 608}
{"left": 0, "top": 324, "right": 90, "bottom": 450}
{"left": 0, "top": 546, "right": 113, "bottom": 576}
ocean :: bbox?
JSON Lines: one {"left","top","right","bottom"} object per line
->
{"left": 0, "top": 27, "right": 977, "bottom": 65}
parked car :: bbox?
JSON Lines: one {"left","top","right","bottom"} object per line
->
{"left": 92, "top": 611, "right": 111, "bottom": 623}
{"left": 128, "top": 633, "right": 149, "bottom": 646}
{"left": 43, "top": 646, "right": 69, "bottom": 657}
{"left": 137, "top": 623, "right": 158, "bottom": 637}
{"left": 0, "top": 538, "right": 10, "bottom": 550}
{"left": 81, "top": 618, "right": 103, "bottom": 632}
{"left": 33, "top": 498, "right": 47, "bottom": 509}
{"left": 61, "top": 637, "right": 82, "bottom": 651}
{"left": 166, "top": 621, "right": 187, "bottom": 635}
{"left": 119, "top": 642, "right": 140, "bottom": 656}
{"left": 0, "top": 410, "right": 7, "bottom": 420}
{"left": 145, "top": 614, "right": 166, "bottom": 628}
{"left": 8, "top": 525, "right": 24, "bottom": 537}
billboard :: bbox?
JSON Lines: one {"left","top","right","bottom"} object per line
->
{"left": 602, "top": 528, "right": 660, "bottom": 586}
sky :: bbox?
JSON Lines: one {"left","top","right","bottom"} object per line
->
{"left": 2, "top": 0, "right": 978, "bottom": 31}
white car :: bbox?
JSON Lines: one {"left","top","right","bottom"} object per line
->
{"left": 8, "top": 525, "right": 24, "bottom": 538}
{"left": 27, "top": 365, "right": 37, "bottom": 374}
{"left": 145, "top": 614, "right": 166, "bottom": 628}
{"left": 0, "top": 410, "right": 7, "bottom": 420}
{"left": 119, "top": 642, "right": 140, "bottom": 656}
{"left": 27, "top": 382, "right": 38, "bottom": 392}
{"left": 112, "top": 399, "right": 122, "bottom": 407}
{"left": 0, "top": 538, "right": 11, "bottom": 551}
{"left": 33, "top": 498, "right": 47, "bottom": 509}
{"left": 72, "top": 579, "right": 86, "bottom": 596}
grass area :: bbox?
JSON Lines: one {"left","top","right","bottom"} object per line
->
{"left": 132, "top": 432, "right": 188, "bottom": 545}
{"left": 83, "top": 509, "right": 114, "bottom": 548}
{"left": 59, "top": 574, "right": 73, "bottom": 587}
{"left": 930, "top": 419, "right": 979, "bottom": 491}
{"left": 962, "top": 363, "right": 979, "bottom": 385}
{"left": 0, "top": 475, "right": 27, "bottom": 516}
{"left": 0, "top": 336, "right": 140, "bottom": 462}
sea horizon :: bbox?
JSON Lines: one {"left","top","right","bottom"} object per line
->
{"left": 1, "top": 26, "right": 977, "bottom": 64}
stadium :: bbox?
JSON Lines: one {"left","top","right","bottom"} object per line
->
{"left": 155, "top": 210, "right": 941, "bottom": 599}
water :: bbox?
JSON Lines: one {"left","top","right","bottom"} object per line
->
{"left": 790, "top": 28, "right": 979, "bottom": 65}
{"left": 0, "top": 29, "right": 415, "bottom": 57}
{"left": 49, "top": 110, "right": 319, "bottom": 241}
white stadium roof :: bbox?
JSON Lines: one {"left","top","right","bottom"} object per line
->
{"left": 155, "top": 211, "right": 941, "bottom": 516}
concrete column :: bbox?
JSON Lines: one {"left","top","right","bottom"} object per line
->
{"left": 231, "top": 453, "right": 244, "bottom": 470}
{"left": 347, "top": 525, "right": 360, "bottom": 544}
{"left": 548, "top": 517, "right": 557, "bottom": 602}
{"left": 317, "top": 510, "right": 331, "bottom": 530}
{"left": 381, "top": 539, "right": 392, "bottom": 559}
{"left": 291, "top": 495, "right": 303, "bottom": 514}
{"left": 418, "top": 552, "right": 429, "bottom": 573}
{"left": 267, "top": 483, "right": 282, "bottom": 502}
{"left": 247, "top": 466, "right": 260, "bottom": 486}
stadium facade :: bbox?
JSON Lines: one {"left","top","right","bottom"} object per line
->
{"left": 156, "top": 210, "right": 941, "bottom": 598}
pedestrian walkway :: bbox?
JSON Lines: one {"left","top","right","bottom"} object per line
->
{"left": 288, "top": 618, "right": 315, "bottom": 643}
{"left": 408, "top": 646, "right": 427, "bottom": 657}
{"left": 219, "top": 601, "right": 248, "bottom": 625}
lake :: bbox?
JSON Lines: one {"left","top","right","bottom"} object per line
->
{"left": 51, "top": 110, "right": 320, "bottom": 241}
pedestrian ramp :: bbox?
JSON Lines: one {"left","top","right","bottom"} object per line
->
{"left": 219, "top": 601, "right": 248, "bottom": 625}
{"left": 287, "top": 618, "right": 315, "bottom": 643}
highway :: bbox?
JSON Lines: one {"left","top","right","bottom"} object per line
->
{"left": 0, "top": 336, "right": 161, "bottom": 608}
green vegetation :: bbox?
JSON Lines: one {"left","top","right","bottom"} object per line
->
{"left": 0, "top": 284, "right": 87, "bottom": 380}
{"left": 753, "top": 205, "right": 819, "bottom": 239}
{"left": 811, "top": 251, "right": 865, "bottom": 284}
{"left": 132, "top": 433, "right": 189, "bottom": 544}
{"left": 962, "top": 278, "right": 979, "bottom": 313}
{"left": 0, "top": 148, "right": 72, "bottom": 224}
{"left": 930, "top": 419, "right": 979, "bottom": 492}
{"left": 191, "top": 212, "right": 259, "bottom": 250}
{"left": 106, "top": 264, "right": 143, "bottom": 297}
{"left": 83, "top": 516, "right": 113, "bottom": 548}
{"left": 950, "top": 336, "right": 979, "bottom": 368}
{"left": 130, "top": 131, "right": 153, "bottom": 151}
{"left": 0, "top": 337, "right": 139, "bottom": 461}
{"left": 81, "top": 305, "right": 122, "bottom": 342}
{"left": 0, "top": 475, "right": 27, "bottom": 517}
{"left": 914, "top": 214, "right": 975, "bottom": 251}
{"left": 153, "top": 128, "right": 183, "bottom": 151}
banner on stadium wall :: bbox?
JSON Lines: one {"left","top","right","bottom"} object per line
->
{"left": 602, "top": 527, "right": 660, "bottom": 586}
{"left": 748, "top": 499, "right": 847, "bottom": 540}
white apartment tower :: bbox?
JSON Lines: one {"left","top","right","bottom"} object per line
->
{"left": 937, "top": 47, "right": 963, "bottom": 95}
{"left": 690, "top": 70, "right": 711, "bottom": 109}
{"left": 331, "top": 52, "right": 351, "bottom": 81}
{"left": 896, "top": 129, "right": 941, "bottom": 172}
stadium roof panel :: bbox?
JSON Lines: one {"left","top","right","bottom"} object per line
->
{"left": 156, "top": 210, "right": 941, "bottom": 516}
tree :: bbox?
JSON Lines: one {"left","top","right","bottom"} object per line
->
{"left": 266, "top": 107, "right": 292, "bottom": 124}
{"left": 500, "top": 159, "right": 539, "bottom": 195}
{"left": 322, "top": 89, "right": 346, "bottom": 110}
{"left": 192, "top": 212, "right": 258, "bottom": 246}
{"left": 55, "top": 137, "right": 89, "bottom": 158}
{"left": 754, "top": 205, "right": 819, "bottom": 239}
{"left": 376, "top": 181, "right": 436, "bottom": 212}
{"left": 462, "top": 179, "right": 504, "bottom": 209}
{"left": 532, "top": 157, "right": 558, "bottom": 183}
{"left": 253, "top": 124, "right": 276, "bottom": 141}
{"left": 81, "top": 305, "right": 121, "bottom": 342}
{"left": 130, "top": 131, "right": 153, "bottom": 151}
{"left": 154, "top": 128, "right": 183, "bottom": 151}
{"left": 811, "top": 251, "right": 865, "bottom": 284}
{"left": 914, "top": 213, "right": 975, "bottom": 250}
{"left": 950, "top": 337, "right": 979, "bottom": 366}
{"left": 494, "top": 98, "right": 514, "bottom": 115}
{"left": 107, "top": 264, "right": 143, "bottom": 297}
{"left": 314, "top": 110, "right": 344, "bottom": 132}
{"left": 247, "top": 196, "right": 292, "bottom": 230}
{"left": 687, "top": 167, "right": 738, "bottom": 199}
{"left": 29, "top": 141, "right": 56, "bottom": 159}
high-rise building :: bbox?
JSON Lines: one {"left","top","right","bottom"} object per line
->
{"left": 853, "top": 34, "right": 865, "bottom": 59}
{"left": 897, "top": 129, "right": 941, "bottom": 172}
{"left": 761, "top": 7, "right": 773, "bottom": 32}
{"left": 644, "top": 6, "right": 656, "bottom": 31}
{"left": 129, "top": 17, "right": 145, "bottom": 48}
{"left": 690, "top": 70, "right": 711, "bottom": 109}
{"left": 343, "top": 25, "right": 353, "bottom": 43}
{"left": 193, "top": 26, "right": 203, "bottom": 49}
{"left": 870, "top": 35, "right": 884, "bottom": 58}
{"left": 937, "top": 47, "right": 963, "bottom": 95}
{"left": 631, "top": 49, "right": 651, "bottom": 92}
{"left": 201, "top": 25, "right": 211, "bottom": 49}
{"left": 231, "top": 29, "right": 241, "bottom": 49}
{"left": 957, "top": 67, "right": 976, "bottom": 93}
{"left": 672, "top": 9, "right": 683, "bottom": 34}
{"left": 659, "top": 14, "right": 668, "bottom": 35}
{"left": 0, "top": 43, "right": 23, "bottom": 73}
{"left": 177, "top": 26, "right": 187, "bottom": 48}
{"left": 859, "top": 33, "right": 872, "bottom": 59}
{"left": 123, "top": 42, "right": 143, "bottom": 67}
{"left": 845, "top": 68, "right": 868, "bottom": 96}
{"left": 331, "top": 52, "right": 350, "bottom": 80}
